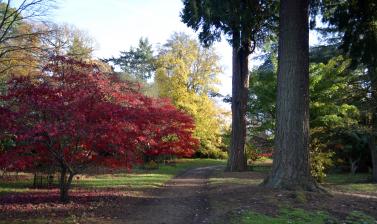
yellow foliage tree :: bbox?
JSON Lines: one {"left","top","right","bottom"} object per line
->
{"left": 155, "top": 33, "right": 227, "bottom": 158}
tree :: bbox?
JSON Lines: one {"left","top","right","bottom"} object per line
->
{"left": 0, "top": 56, "right": 198, "bottom": 202}
{"left": 104, "top": 37, "right": 157, "bottom": 97}
{"left": 155, "top": 33, "right": 225, "bottom": 159}
{"left": 40, "top": 23, "right": 94, "bottom": 60}
{"left": 309, "top": 56, "right": 366, "bottom": 179}
{"left": 0, "top": 0, "right": 52, "bottom": 76}
{"left": 320, "top": 0, "right": 377, "bottom": 182}
{"left": 66, "top": 30, "right": 94, "bottom": 60}
{"left": 263, "top": 0, "right": 319, "bottom": 190}
{"left": 181, "top": 0, "right": 277, "bottom": 171}
{"left": 106, "top": 37, "right": 155, "bottom": 81}
{"left": 0, "top": 21, "right": 41, "bottom": 78}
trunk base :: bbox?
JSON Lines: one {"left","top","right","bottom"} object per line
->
{"left": 225, "top": 155, "right": 247, "bottom": 172}
{"left": 263, "top": 175, "right": 323, "bottom": 192}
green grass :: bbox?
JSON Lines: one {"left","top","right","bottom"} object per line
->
{"left": 250, "top": 165, "right": 271, "bottom": 173}
{"left": 249, "top": 158, "right": 272, "bottom": 173}
{"left": 0, "top": 159, "right": 226, "bottom": 194}
{"left": 0, "top": 177, "right": 34, "bottom": 195}
{"left": 75, "top": 158, "right": 226, "bottom": 189}
{"left": 209, "top": 177, "right": 263, "bottom": 185}
{"left": 236, "top": 208, "right": 331, "bottom": 224}
{"left": 234, "top": 208, "right": 376, "bottom": 224}
{"left": 324, "top": 173, "right": 377, "bottom": 194}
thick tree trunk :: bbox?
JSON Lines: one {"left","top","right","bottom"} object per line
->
{"left": 59, "top": 165, "right": 74, "bottom": 203}
{"left": 226, "top": 32, "right": 250, "bottom": 172}
{"left": 368, "top": 70, "right": 377, "bottom": 182}
{"left": 263, "top": 0, "right": 318, "bottom": 190}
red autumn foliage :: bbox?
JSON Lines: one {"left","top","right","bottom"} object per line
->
{"left": 0, "top": 56, "right": 198, "bottom": 201}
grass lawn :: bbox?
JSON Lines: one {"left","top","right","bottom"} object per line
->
{"left": 73, "top": 158, "right": 226, "bottom": 189}
{"left": 0, "top": 158, "right": 226, "bottom": 195}
{"left": 324, "top": 172, "right": 377, "bottom": 195}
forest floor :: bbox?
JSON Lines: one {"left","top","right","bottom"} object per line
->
{"left": 1, "top": 160, "right": 377, "bottom": 223}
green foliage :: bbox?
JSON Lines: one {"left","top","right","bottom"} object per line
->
{"left": 245, "top": 143, "right": 258, "bottom": 162}
{"left": 333, "top": 130, "right": 370, "bottom": 174}
{"left": 181, "top": 0, "right": 278, "bottom": 48}
{"left": 321, "top": 0, "right": 377, "bottom": 71}
{"left": 195, "top": 148, "right": 228, "bottom": 159}
{"left": 309, "top": 56, "right": 368, "bottom": 174}
{"left": 248, "top": 59, "right": 277, "bottom": 135}
{"left": 104, "top": 38, "right": 159, "bottom": 96}
{"left": 309, "top": 56, "right": 361, "bottom": 131}
{"left": 320, "top": 0, "right": 377, "bottom": 181}
{"left": 155, "top": 33, "right": 226, "bottom": 158}
{"left": 107, "top": 38, "right": 155, "bottom": 81}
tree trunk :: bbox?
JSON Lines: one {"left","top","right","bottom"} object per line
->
{"left": 226, "top": 31, "right": 250, "bottom": 172}
{"left": 349, "top": 158, "right": 360, "bottom": 175}
{"left": 59, "top": 165, "right": 74, "bottom": 203}
{"left": 263, "top": 0, "right": 318, "bottom": 190}
{"left": 33, "top": 172, "right": 37, "bottom": 188}
{"left": 370, "top": 133, "right": 377, "bottom": 182}
{"left": 368, "top": 69, "right": 377, "bottom": 182}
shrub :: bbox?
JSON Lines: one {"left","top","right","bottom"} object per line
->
{"left": 194, "top": 148, "right": 228, "bottom": 159}
{"left": 310, "top": 140, "right": 334, "bottom": 182}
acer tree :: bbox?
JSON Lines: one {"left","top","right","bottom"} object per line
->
{"left": 0, "top": 56, "right": 198, "bottom": 202}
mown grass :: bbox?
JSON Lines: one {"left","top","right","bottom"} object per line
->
{"left": 324, "top": 173, "right": 377, "bottom": 194}
{"left": 233, "top": 208, "right": 376, "bottom": 224}
{"left": 75, "top": 158, "right": 226, "bottom": 189}
{"left": 209, "top": 177, "right": 263, "bottom": 185}
{"left": 0, "top": 159, "right": 226, "bottom": 194}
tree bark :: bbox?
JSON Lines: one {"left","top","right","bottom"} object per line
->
{"left": 368, "top": 69, "right": 377, "bottom": 182}
{"left": 226, "top": 31, "right": 250, "bottom": 172}
{"left": 59, "top": 165, "right": 74, "bottom": 203}
{"left": 263, "top": 0, "right": 318, "bottom": 190}
{"left": 370, "top": 131, "right": 377, "bottom": 182}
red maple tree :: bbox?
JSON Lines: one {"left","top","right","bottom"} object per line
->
{"left": 0, "top": 56, "right": 198, "bottom": 202}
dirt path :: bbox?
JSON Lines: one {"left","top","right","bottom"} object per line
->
{"left": 120, "top": 166, "right": 221, "bottom": 224}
